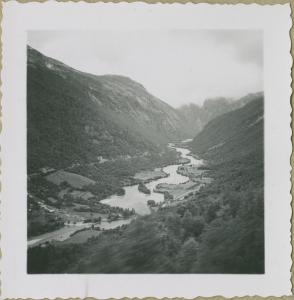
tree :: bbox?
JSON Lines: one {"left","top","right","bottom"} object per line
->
{"left": 166, "top": 213, "right": 182, "bottom": 238}
{"left": 193, "top": 214, "right": 264, "bottom": 274}
{"left": 182, "top": 211, "right": 205, "bottom": 239}
{"left": 147, "top": 200, "right": 156, "bottom": 207}
{"left": 176, "top": 237, "right": 199, "bottom": 273}
{"left": 206, "top": 202, "right": 220, "bottom": 223}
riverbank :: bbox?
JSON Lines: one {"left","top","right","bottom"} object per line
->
{"left": 134, "top": 168, "right": 169, "bottom": 183}
{"left": 101, "top": 144, "right": 211, "bottom": 215}
{"left": 28, "top": 143, "right": 208, "bottom": 248}
{"left": 28, "top": 217, "right": 134, "bottom": 248}
{"left": 154, "top": 180, "right": 201, "bottom": 201}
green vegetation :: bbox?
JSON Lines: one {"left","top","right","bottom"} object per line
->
{"left": 27, "top": 46, "right": 264, "bottom": 274}
{"left": 28, "top": 149, "right": 178, "bottom": 238}
{"left": 138, "top": 183, "right": 151, "bottom": 194}
{"left": 147, "top": 200, "right": 156, "bottom": 207}
{"left": 28, "top": 143, "right": 264, "bottom": 273}
{"left": 28, "top": 211, "right": 64, "bottom": 238}
{"left": 69, "top": 149, "right": 178, "bottom": 200}
{"left": 190, "top": 96, "right": 263, "bottom": 164}
{"left": 73, "top": 203, "right": 135, "bottom": 219}
{"left": 134, "top": 169, "right": 168, "bottom": 182}
{"left": 46, "top": 171, "right": 95, "bottom": 189}
{"left": 61, "top": 229, "right": 102, "bottom": 245}
{"left": 27, "top": 46, "right": 188, "bottom": 173}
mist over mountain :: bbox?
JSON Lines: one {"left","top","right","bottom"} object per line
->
{"left": 190, "top": 95, "right": 264, "bottom": 163}
{"left": 178, "top": 92, "right": 263, "bottom": 136}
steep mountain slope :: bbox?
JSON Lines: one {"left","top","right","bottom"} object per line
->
{"left": 190, "top": 95, "right": 264, "bottom": 163}
{"left": 188, "top": 95, "right": 264, "bottom": 273}
{"left": 27, "top": 46, "right": 188, "bottom": 172}
{"left": 178, "top": 92, "right": 263, "bottom": 136}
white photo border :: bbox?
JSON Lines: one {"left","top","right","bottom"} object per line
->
{"left": 1, "top": 2, "right": 292, "bottom": 298}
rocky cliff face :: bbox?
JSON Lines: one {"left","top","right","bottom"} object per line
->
{"left": 177, "top": 92, "right": 263, "bottom": 136}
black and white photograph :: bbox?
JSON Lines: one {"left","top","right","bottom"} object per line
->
{"left": 1, "top": 2, "right": 292, "bottom": 298}
{"left": 27, "top": 29, "right": 264, "bottom": 274}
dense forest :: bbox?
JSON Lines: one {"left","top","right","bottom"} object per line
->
{"left": 28, "top": 148, "right": 178, "bottom": 204}
{"left": 28, "top": 148, "right": 264, "bottom": 273}
{"left": 28, "top": 97, "right": 264, "bottom": 274}
{"left": 27, "top": 46, "right": 264, "bottom": 274}
{"left": 190, "top": 96, "right": 263, "bottom": 163}
{"left": 27, "top": 46, "right": 188, "bottom": 173}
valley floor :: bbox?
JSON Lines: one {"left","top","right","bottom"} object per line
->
{"left": 28, "top": 142, "right": 210, "bottom": 248}
{"left": 27, "top": 126, "right": 264, "bottom": 275}
{"left": 27, "top": 145, "right": 264, "bottom": 274}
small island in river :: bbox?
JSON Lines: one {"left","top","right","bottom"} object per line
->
{"left": 138, "top": 182, "right": 151, "bottom": 194}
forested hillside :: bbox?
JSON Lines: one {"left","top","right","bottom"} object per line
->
{"left": 28, "top": 96, "right": 264, "bottom": 274}
{"left": 27, "top": 46, "right": 188, "bottom": 173}
{"left": 190, "top": 95, "right": 263, "bottom": 163}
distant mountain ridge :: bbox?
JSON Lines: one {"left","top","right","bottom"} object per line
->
{"left": 27, "top": 46, "right": 188, "bottom": 172}
{"left": 190, "top": 95, "right": 264, "bottom": 163}
{"left": 178, "top": 92, "right": 263, "bottom": 136}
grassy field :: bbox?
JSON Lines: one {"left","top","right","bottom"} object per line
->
{"left": 134, "top": 168, "right": 168, "bottom": 182}
{"left": 58, "top": 229, "right": 101, "bottom": 245}
{"left": 46, "top": 170, "right": 95, "bottom": 188}
{"left": 154, "top": 180, "right": 200, "bottom": 199}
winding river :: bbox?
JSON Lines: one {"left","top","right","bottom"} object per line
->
{"left": 28, "top": 144, "right": 202, "bottom": 247}
{"left": 101, "top": 145, "right": 202, "bottom": 215}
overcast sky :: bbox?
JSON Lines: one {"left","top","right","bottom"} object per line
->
{"left": 28, "top": 30, "right": 263, "bottom": 108}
